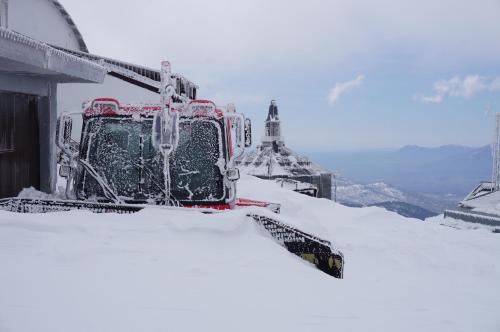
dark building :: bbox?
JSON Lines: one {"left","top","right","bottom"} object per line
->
{"left": 0, "top": 0, "right": 106, "bottom": 198}
{"left": 237, "top": 100, "right": 333, "bottom": 199}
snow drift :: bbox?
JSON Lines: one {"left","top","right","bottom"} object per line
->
{"left": 0, "top": 174, "right": 499, "bottom": 331}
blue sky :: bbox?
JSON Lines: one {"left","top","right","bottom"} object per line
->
{"left": 61, "top": 0, "right": 500, "bottom": 150}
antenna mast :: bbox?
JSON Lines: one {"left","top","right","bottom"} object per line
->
{"left": 493, "top": 113, "right": 500, "bottom": 190}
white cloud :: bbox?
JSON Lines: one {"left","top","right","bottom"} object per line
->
{"left": 413, "top": 94, "right": 443, "bottom": 104}
{"left": 328, "top": 75, "right": 365, "bottom": 105}
{"left": 415, "top": 75, "right": 500, "bottom": 104}
{"left": 490, "top": 77, "right": 500, "bottom": 91}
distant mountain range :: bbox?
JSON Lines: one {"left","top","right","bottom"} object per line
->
{"left": 309, "top": 145, "right": 492, "bottom": 199}
{"left": 303, "top": 145, "right": 492, "bottom": 219}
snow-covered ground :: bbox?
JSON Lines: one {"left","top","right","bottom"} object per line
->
{"left": 1, "top": 175, "right": 499, "bottom": 331}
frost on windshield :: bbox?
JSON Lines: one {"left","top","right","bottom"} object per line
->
{"left": 76, "top": 117, "right": 225, "bottom": 203}
{"left": 77, "top": 118, "right": 165, "bottom": 202}
{"left": 169, "top": 119, "right": 224, "bottom": 202}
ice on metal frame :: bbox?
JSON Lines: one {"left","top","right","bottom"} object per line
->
{"left": 493, "top": 113, "right": 500, "bottom": 191}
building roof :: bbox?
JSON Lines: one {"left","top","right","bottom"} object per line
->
{"left": 237, "top": 144, "right": 329, "bottom": 178}
{"left": 0, "top": 27, "right": 105, "bottom": 83}
{"left": 237, "top": 100, "right": 331, "bottom": 178}
{"left": 49, "top": 0, "right": 88, "bottom": 52}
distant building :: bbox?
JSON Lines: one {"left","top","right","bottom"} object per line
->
{"left": 237, "top": 100, "right": 333, "bottom": 199}
{"left": 263, "top": 100, "right": 283, "bottom": 149}
{"left": 444, "top": 113, "right": 500, "bottom": 226}
{"left": 0, "top": 0, "right": 107, "bottom": 198}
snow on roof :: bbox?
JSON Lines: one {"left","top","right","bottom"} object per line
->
{"left": 50, "top": 45, "right": 199, "bottom": 96}
{"left": 0, "top": 27, "right": 106, "bottom": 83}
{"left": 238, "top": 99, "right": 330, "bottom": 179}
{"left": 237, "top": 144, "right": 330, "bottom": 178}
{"left": 49, "top": 0, "right": 88, "bottom": 52}
{"left": 460, "top": 189, "right": 500, "bottom": 215}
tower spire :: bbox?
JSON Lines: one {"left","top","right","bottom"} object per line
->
{"left": 493, "top": 113, "right": 500, "bottom": 190}
{"left": 263, "top": 100, "right": 283, "bottom": 148}
{"left": 267, "top": 99, "right": 279, "bottom": 121}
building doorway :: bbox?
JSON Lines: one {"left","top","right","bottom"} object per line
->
{"left": 0, "top": 92, "right": 40, "bottom": 198}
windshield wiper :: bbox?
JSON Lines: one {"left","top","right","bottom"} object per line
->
{"left": 79, "top": 159, "right": 123, "bottom": 204}
{"left": 133, "top": 162, "right": 181, "bottom": 206}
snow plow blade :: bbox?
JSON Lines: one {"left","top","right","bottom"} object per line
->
{"left": 248, "top": 214, "right": 344, "bottom": 279}
{"left": 0, "top": 198, "right": 344, "bottom": 278}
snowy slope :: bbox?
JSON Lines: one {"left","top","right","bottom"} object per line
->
{"left": 336, "top": 178, "right": 456, "bottom": 214}
{"left": 1, "top": 174, "right": 499, "bottom": 331}
{"left": 337, "top": 180, "right": 407, "bottom": 205}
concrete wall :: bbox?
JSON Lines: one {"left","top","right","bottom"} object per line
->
{"left": 294, "top": 174, "right": 332, "bottom": 200}
{"left": 319, "top": 173, "right": 332, "bottom": 200}
{"left": 0, "top": 1, "right": 7, "bottom": 28}
{"left": 258, "top": 173, "right": 332, "bottom": 200}
{"left": 8, "top": 0, "right": 82, "bottom": 51}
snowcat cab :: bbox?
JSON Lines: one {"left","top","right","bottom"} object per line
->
{"left": 59, "top": 98, "right": 250, "bottom": 209}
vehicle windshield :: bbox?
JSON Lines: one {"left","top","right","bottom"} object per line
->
{"left": 77, "top": 117, "right": 224, "bottom": 203}
{"left": 170, "top": 119, "right": 224, "bottom": 202}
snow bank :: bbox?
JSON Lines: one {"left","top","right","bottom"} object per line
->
{"left": 428, "top": 213, "right": 500, "bottom": 232}
{"left": 1, "top": 174, "right": 499, "bottom": 331}
{"left": 16, "top": 186, "right": 63, "bottom": 200}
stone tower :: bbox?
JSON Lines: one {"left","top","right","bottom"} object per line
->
{"left": 262, "top": 100, "right": 284, "bottom": 151}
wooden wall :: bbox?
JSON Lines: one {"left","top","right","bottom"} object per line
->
{"left": 0, "top": 92, "right": 40, "bottom": 198}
